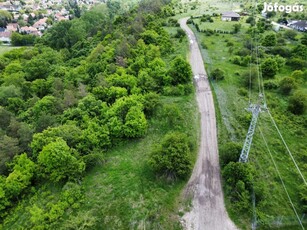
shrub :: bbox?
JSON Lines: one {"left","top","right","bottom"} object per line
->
{"left": 241, "top": 67, "right": 258, "bottom": 89}
{"left": 262, "top": 33, "right": 276, "bottom": 47}
{"left": 168, "top": 56, "right": 192, "bottom": 85}
{"left": 149, "top": 132, "right": 192, "bottom": 179}
{"left": 232, "top": 56, "right": 242, "bottom": 65}
{"left": 237, "top": 88, "right": 248, "bottom": 97}
{"left": 222, "top": 162, "right": 254, "bottom": 210}
{"left": 38, "top": 138, "right": 85, "bottom": 182}
{"left": 299, "top": 184, "right": 307, "bottom": 212}
{"left": 174, "top": 28, "right": 185, "bottom": 39}
{"left": 226, "top": 41, "right": 234, "bottom": 47}
{"left": 232, "top": 24, "right": 241, "bottom": 33}
{"left": 264, "top": 80, "right": 278, "bottom": 90}
{"left": 210, "top": 68, "right": 225, "bottom": 80}
{"left": 201, "top": 40, "right": 208, "bottom": 49}
{"left": 279, "top": 77, "right": 297, "bottom": 95}
{"left": 261, "top": 57, "right": 278, "bottom": 79}
{"left": 288, "top": 91, "right": 307, "bottom": 115}
{"left": 283, "top": 30, "right": 297, "bottom": 41}
{"left": 220, "top": 142, "right": 242, "bottom": 167}
{"left": 287, "top": 58, "right": 307, "bottom": 70}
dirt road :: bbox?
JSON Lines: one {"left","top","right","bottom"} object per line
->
{"left": 179, "top": 17, "right": 238, "bottom": 230}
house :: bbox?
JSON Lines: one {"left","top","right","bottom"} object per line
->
{"left": 6, "top": 23, "right": 19, "bottom": 32}
{"left": 20, "top": 26, "right": 41, "bottom": 36}
{"left": 221, "top": 12, "right": 241, "bottom": 21}
{"left": 22, "top": 14, "right": 29, "bottom": 21}
{"left": 0, "top": 2, "right": 21, "bottom": 12}
{"left": 33, "top": 18, "right": 47, "bottom": 31}
{"left": 55, "top": 13, "right": 69, "bottom": 21}
{"left": 288, "top": 20, "right": 307, "bottom": 32}
{"left": 0, "top": 31, "right": 12, "bottom": 43}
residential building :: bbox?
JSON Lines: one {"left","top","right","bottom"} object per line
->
{"left": 221, "top": 12, "right": 241, "bottom": 21}
{"left": 288, "top": 20, "right": 307, "bottom": 32}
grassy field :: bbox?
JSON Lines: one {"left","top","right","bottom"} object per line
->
{"left": 173, "top": 0, "right": 242, "bottom": 18}
{"left": 189, "top": 19, "right": 307, "bottom": 229}
{"left": 0, "top": 46, "right": 19, "bottom": 55}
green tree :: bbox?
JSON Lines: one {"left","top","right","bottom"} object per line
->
{"left": 292, "top": 44, "right": 307, "bottom": 59}
{"left": 123, "top": 106, "right": 147, "bottom": 138}
{"left": 222, "top": 162, "right": 253, "bottom": 191}
{"left": 279, "top": 77, "right": 296, "bottom": 95}
{"left": 246, "top": 16, "right": 255, "bottom": 26}
{"left": 30, "top": 124, "right": 83, "bottom": 158}
{"left": 149, "top": 132, "right": 192, "bottom": 179}
{"left": 0, "top": 107, "right": 12, "bottom": 130}
{"left": 0, "top": 85, "right": 22, "bottom": 106}
{"left": 301, "top": 34, "right": 307, "bottom": 46}
{"left": 78, "top": 120, "right": 111, "bottom": 154}
{"left": 0, "top": 135, "right": 20, "bottom": 173}
{"left": 168, "top": 56, "right": 192, "bottom": 85}
{"left": 11, "top": 32, "right": 35, "bottom": 46}
{"left": 23, "top": 95, "right": 58, "bottom": 122}
{"left": 141, "top": 30, "right": 159, "bottom": 45}
{"left": 288, "top": 91, "right": 307, "bottom": 115}
{"left": 67, "top": 20, "right": 86, "bottom": 47}
{"left": 107, "top": 95, "right": 144, "bottom": 138}
{"left": 143, "top": 92, "right": 160, "bottom": 117}
{"left": 299, "top": 184, "right": 307, "bottom": 212}
{"left": 283, "top": 30, "right": 297, "bottom": 41}
{"left": 233, "top": 24, "right": 241, "bottom": 34}
{"left": 42, "top": 20, "right": 72, "bottom": 49}
{"left": 262, "top": 33, "right": 276, "bottom": 47}
{"left": 0, "top": 10, "right": 12, "bottom": 27}
{"left": 0, "top": 176, "right": 10, "bottom": 217}
{"left": 5, "top": 153, "right": 36, "bottom": 197}
{"left": 24, "top": 56, "right": 51, "bottom": 81}
{"left": 210, "top": 68, "right": 225, "bottom": 81}
{"left": 106, "top": 72, "right": 137, "bottom": 94}
{"left": 291, "top": 70, "right": 305, "bottom": 84}
{"left": 38, "top": 138, "right": 85, "bottom": 182}
{"left": 222, "top": 161, "right": 253, "bottom": 212}
{"left": 4, "top": 60, "right": 23, "bottom": 75}
{"left": 261, "top": 57, "right": 278, "bottom": 78}
{"left": 241, "top": 67, "right": 258, "bottom": 89}
{"left": 220, "top": 142, "right": 242, "bottom": 167}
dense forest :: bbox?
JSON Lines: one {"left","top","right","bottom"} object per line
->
{"left": 0, "top": 0, "right": 196, "bottom": 228}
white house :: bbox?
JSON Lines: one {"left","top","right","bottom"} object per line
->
{"left": 221, "top": 12, "right": 241, "bottom": 21}
{"left": 0, "top": 31, "right": 12, "bottom": 43}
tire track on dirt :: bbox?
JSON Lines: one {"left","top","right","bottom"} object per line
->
{"left": 179, "top": 17, "right": 238, "bottom": 230}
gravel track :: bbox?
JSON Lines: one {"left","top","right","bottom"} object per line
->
{"left": 179, "top": 17, "right": 238, "bottom": 230}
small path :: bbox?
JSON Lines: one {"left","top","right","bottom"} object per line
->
{"left": 179, "top": 17, "right": 238, "bottom": 230}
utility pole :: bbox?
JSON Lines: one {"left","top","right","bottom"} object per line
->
{"left": 239, "top": 94, "right": 265, "bottom": 163}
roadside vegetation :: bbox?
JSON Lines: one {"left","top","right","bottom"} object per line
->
{"left": 0, "top": 0, "right": 200, "bottom": 228}
{"left": 188, "top": 8, "right": 307, "bottom": 229}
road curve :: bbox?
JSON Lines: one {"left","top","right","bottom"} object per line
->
{"left": 179, "top": 17, "right": 238, "bottom": 230}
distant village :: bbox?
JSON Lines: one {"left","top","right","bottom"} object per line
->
{"left": 0, "top": 0, "right": 106, "bottom": 44}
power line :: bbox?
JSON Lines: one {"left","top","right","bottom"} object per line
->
{"left": 258, "top": 125, "right": 305, "bottom": 230}
{"left": 267, "top": 110, "right": 307, "bottom": 187}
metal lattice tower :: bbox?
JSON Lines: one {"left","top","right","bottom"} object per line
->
{"left": 239, "top": 94, "right": 265, "bottom": 163}
{"left": 239, "top": 104, "right": 260, "bottom": 163}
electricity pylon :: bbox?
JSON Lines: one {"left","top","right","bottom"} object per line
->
{"left": 239, "top": 94, "right": 266, "bottom": 163}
